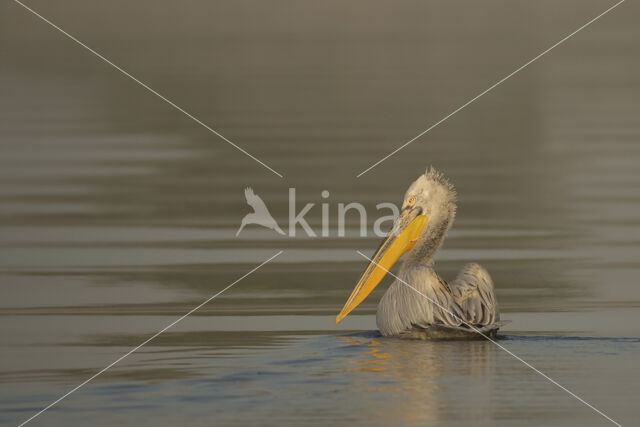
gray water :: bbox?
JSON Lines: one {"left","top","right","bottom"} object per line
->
{"left": 1, "top": 1, "right": 640, "bottom": 426}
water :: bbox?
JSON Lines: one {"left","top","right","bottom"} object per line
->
{"left": 1, "top": 1, "right": 640, "bottom": 425}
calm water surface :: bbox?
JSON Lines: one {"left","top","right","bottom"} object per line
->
{"left": 1, "top": 1, "right": 639, "bottom": 425}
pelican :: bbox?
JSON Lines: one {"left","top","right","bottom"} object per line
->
{"left": 236, "top": 187, "right": 285, "bottom": 236}
{"left": 335, "top": 167, "right": 500, "bottom": 339}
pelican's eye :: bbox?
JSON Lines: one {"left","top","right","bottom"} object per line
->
{"left": 407, "top": 196, "right": 416, "bottom": 206}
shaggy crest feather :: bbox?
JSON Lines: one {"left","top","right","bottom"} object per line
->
{"left": 424, "top": 166, "right": 457, "bottom": 202}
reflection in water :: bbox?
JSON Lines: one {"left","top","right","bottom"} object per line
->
{"left": 4, "top": 332, "right": 637, "bottom": 426}
{"left": 340, "top": 336, "right": 495, "bottom": 425}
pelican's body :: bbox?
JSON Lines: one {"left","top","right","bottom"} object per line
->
{"left": 377, "top": 263, "right": 499, "bottom": 338}
{"left": 336, "top": 168, "right": 500, "bottom": 339}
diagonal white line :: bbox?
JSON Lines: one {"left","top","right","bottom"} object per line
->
{"left": 17, "top": 250, "right": 283, "bottom": 427}
{"left": 356, "top": 250, "right": 622, "bottom": 426}
{"left": 11, "top": 0, "right": 283, "bottom": 178}
{"left": 356, "top": 0, "right": 626, "bottom": 178}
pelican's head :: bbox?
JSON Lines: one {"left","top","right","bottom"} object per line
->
{"left": 335, "top": 167, "right": 456, "bottom": 324}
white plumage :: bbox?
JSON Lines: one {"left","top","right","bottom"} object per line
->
{"left": 376, "top": 168, "right": 500, "bottom": 338}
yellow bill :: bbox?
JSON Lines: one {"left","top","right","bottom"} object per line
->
{"left": 335, "top": 211, "right": 427, "bottom": 324}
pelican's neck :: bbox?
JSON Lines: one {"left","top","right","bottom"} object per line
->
{"left": 401, "top": 213, "right": 453, "bottom": 270}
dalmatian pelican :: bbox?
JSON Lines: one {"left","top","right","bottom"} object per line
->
{"left": 335, "top": 167, "right": 501, "bottom": 339}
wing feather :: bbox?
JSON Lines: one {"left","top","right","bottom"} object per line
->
{"left": 377, "top": 264, "right": 500, "bottom": 337}
{"left": 448, "top": 263, "right": 499, "bottom": 326}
